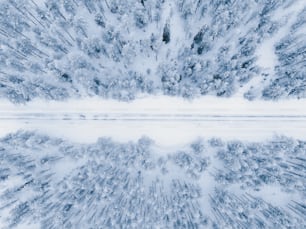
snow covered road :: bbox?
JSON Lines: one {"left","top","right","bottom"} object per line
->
{"left": 1, "top": 96, "right": 306, "bottom": 146}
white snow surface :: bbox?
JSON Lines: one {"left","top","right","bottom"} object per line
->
{"left": 1, "top": 96, "right": 306, "bottom": 146}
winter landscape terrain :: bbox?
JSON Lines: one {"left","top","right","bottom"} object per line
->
{"left": 0, "top": 97, "right": 306, "bottom": 228}
{"left": 0, "top": 0, "right": 306, "bottom": 228}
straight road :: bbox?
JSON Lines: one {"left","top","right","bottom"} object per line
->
{"left": 1, "top": 96, "right": 306, "bottom": 146}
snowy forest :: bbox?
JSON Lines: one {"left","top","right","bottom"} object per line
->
{"left": 0, "top": 131, "right": 305, "bottom": 228}
{"left": 0, "top": 0, "right": 306, "bottom": 228}
{"left": 0, "top": 0, "right": 305, "bottom": 102}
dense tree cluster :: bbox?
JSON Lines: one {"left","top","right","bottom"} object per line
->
{"left": 262, "top": 7, "right": 306, "bottom": 99}
{"left": 215, "top": 138, "right": 306, "bottom": 194}
{"left": 0, "top": 131, "right": 305, "bottom": 228}
{"left": 210, "top": 189, "right": 305, "bottom": 229}
{"left": 0, "top": 0, "right": 304, "bottom": 102}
